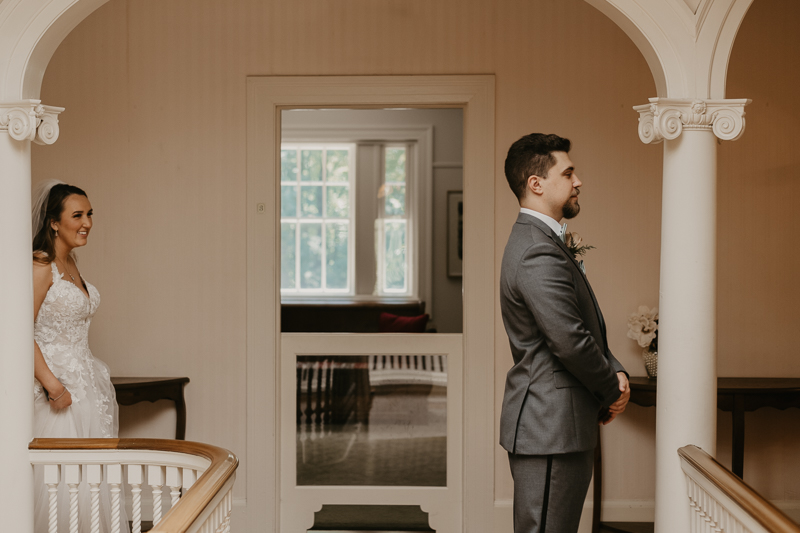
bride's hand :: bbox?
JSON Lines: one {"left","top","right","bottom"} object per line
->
{"left": 49, "top": 387, "right": 72, "bottom": 410}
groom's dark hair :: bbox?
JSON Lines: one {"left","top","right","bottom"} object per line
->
{"left": 504, "top": 133, "right": 571, "bottom": 200}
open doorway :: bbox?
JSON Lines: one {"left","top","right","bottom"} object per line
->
{"left": 245, "top": 75, "right": 494, "bottom": 533}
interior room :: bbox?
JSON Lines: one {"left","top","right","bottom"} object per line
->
{"left": 2, "top": 0, "right": 798, "bottom": 531}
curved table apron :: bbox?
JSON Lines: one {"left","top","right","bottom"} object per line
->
{"left": 111, "top": 377, "right": 190, "bottom": 440}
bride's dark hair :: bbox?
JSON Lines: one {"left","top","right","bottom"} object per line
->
{"left": 32, "top": 183, "right": 89, "bottom": 264}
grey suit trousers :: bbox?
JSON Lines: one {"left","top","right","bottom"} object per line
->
{"left": 508, "top": 450, "right": 594, "bottom": 533}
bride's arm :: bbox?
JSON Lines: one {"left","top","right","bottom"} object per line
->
{"left": 33, "top": 261, "right": 72, "bottom": 409}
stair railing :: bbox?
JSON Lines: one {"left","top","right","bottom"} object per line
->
{"left": 29, "top": 438, "right": 238, "bottom": 533}
{"left": 679, "top": 445, "right": 800, "bottom": 533}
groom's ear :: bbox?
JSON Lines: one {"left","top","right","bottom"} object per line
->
{"left": 526, "top": 175, "right": 544, "bottom": 196}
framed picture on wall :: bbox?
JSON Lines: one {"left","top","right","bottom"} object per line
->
{"left": 447, "top": 191, "right": 463, "bottom": 278}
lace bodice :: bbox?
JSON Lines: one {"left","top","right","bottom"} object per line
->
{"left": 34, "top": 261, "right": 113, "bottom": 436}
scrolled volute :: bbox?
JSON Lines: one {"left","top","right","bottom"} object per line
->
{"left": 657, "top": 107, "right": 684, "bottom": 141}
{"left": 710, "top": 107, "right": 746, "bottom": 141}
{"left": 633, "top": 104, "right": 658, "bottom": 144}
{"left": 633, "top": 98, "right": 750, "bottom": 144}
{"left": 0, "top": 100, "right": 64, "bottom": 144}
{"left": 0, "top": 106, "right": 38, "bottom": 141}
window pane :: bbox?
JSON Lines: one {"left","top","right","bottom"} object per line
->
{"left": 301, "top": 150, "right": 323, "bottom": 182}
{"left": 326, "top": 150, "right": 349, "bottom": 182}
{"left": 326, "top": 222, "right": 348, "bottom": 289}
{"left": 300, "top": 185, "right": 323, "bottom": 218}
{"left": 326, "top": 186, "right": 349, "bottom": 218}
{"left": 384, "top": 221, "right": 406, "bottom": 291}
{"left": 300, "top": 223, "right": 322, "bottom": 289}
{"left": 385, "top": 147, "right": 406, "bottom": 183}
{"left": 297, "top": 355, "right": 447, "bottom": 486}
{"left": 281, "top": 223, "right": 297, "bottom": 289}
{"left": 384, "top": 185, "right": 405, "bottom": 217}
{"left": 281, "top": 150, "right": 298, "bottom": 181}
{"left": 281, "top": 185, "right": 297, "bottom": 217}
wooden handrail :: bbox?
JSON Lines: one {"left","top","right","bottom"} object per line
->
{"left": 678, "top": 445, "right": 800, "bottom": 533}
{"left": 30, "top": 438, "right": 238, "bottom": 533}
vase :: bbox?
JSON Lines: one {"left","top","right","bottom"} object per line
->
{"left": 642, "top": 349, "right": 657, "bottom": 378}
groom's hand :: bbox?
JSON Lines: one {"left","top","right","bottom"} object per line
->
{"left": 601, "top": 373, "right": 630, "bottom": 425}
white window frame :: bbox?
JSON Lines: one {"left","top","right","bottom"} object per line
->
{"left": 281, "top": 125, "right": 433, "bottom": 310}
{"left": 279, "top": 142, "right": 356, "bottom": 296}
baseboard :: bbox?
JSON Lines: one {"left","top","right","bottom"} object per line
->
{"left": 494, "top": 499, "right": 800, "bottom": 532}
{"left": 494, "top": 498, "right": 654, "bottom": 533}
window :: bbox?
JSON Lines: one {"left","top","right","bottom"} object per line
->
{"left": 378, "top": 146, "right": 410, "bottom": 294}
{"left": 280, "top": 144, "right": 355, "bottom": 294}
{"left": 280, "top": 140, "right": 423, "bottom": 300}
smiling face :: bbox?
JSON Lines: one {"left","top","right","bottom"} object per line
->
{"left": 51, "top": 194, "right": 93, "bottom": 251}
{"left": 540, "top": 151, "right": 582, "bottom": 220}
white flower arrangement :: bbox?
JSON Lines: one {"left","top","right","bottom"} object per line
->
{"left": 627, "top": 305, "right": 658, "bottom": 352}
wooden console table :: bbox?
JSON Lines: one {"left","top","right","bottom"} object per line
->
{"left": 593, "top": 376, "right": 800, "bottom": 533}
{"left": 111, "top": 377, "right": 190, "bottom": 440}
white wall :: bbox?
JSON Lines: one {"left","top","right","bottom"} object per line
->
{"left": 281, "top": 108, "right": 464, "bottom": 333}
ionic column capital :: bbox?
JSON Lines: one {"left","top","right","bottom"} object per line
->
{"left": 633, "top": 98, "right": 751, "bottom": 145}
{"left": 0, "top": 100, "right": 64, "bottom": 145}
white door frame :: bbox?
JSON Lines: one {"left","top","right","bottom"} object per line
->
{"left": 245, "top": 75, "right": 495, "bottom": 532}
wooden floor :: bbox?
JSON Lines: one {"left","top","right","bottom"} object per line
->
{"left": 600, "top": 522, "right": 655, "bottom": 533}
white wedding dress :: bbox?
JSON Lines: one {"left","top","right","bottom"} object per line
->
{"left": 33, "top": 261, "right": 127, "bottom": 533}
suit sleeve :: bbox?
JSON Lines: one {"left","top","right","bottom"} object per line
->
{"left": 607, "top": 351, "right": 627, "bottom": 376}
{"left": 516, "top": 241, "right": 622, "bottom": 408}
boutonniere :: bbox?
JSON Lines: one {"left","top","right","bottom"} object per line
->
{"left": 564, "top": 231, "right": 595, "bottom": 260}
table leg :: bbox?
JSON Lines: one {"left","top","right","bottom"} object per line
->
{"left": 731, "top": 394, "right": 745, "bottom": 478}
{"left": 175, "top": 395, "right": 187, "bottom": 441}
{"left": 592, "top": 430, "right": 602, "bottom": 533}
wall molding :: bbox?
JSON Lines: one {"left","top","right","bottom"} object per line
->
{"left": 495, "top": 498, "right": 800, "bottom": 533}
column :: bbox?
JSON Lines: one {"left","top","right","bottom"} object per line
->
{"left": 634, "top": 98, "right": 749, "bottom": 533}
{"left": 0, "top": 100, "right": 63, "bottom": 531}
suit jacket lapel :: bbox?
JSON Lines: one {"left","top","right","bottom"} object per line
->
{"left": 518, "top": 213, "right": 609, "bottom": 353}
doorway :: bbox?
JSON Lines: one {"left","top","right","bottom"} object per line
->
{"left": 245, "top": 75, "right": 495, "bottom": 533}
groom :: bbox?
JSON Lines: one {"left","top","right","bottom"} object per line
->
{"left": 500, "top": 133, "right": 630, "bottom": 533}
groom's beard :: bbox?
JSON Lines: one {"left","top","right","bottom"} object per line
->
{"left": 562, "top": 192, "right": 581, "bottom": 219}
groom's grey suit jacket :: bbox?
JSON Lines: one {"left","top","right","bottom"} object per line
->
{"left": 500, "top": 212, "right": 625, "bottom": 455}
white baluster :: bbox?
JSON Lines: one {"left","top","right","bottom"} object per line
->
{"left": 222, "top": 490, "right": 233, "bottom": 533}
{"left": 44, "top": 464, "right": 61, "bottom": 533}
{"left": 128, "top": 465, "right": 143, "bottom": 533}
{"left": 148, "top": 465, "right": 165, "bottom": 525}
{"left": 166, "top": 466, "right": 182, "bottom": 508}
{"left": 65, "top": 464, "right": 81, "bottom": 533}
{"left": 183, "top": 468, "right": 197, "bottom": 491}
{"left": 107, "top": 464, "right": 122, "bottom": 533}
{"left": 87, "top": 464, "right": 102, "bottom": 533}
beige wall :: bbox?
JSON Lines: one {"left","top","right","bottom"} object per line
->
{"left": 31, "top": 0, "right": 800, "bottom": 519}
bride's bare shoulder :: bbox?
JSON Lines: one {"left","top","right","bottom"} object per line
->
{"left": 33, "top": 255, "right": 53, "bottom": 288}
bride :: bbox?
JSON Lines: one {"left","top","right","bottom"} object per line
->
{"left": 32, "top": 180, "right": 127, "bottom": 533}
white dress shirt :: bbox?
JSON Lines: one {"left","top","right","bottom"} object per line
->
{"left": 519, "top": 208, "right": 562, "bottom": 237}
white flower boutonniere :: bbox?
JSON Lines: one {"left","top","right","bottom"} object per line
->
{"left": 564, "top": 232, "right": 595, "bottom": 259}
{"left": 563, "top": 231, "right": 594, "bottom": 274}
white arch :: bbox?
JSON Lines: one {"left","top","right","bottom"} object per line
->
{"left": 0, "top": 0, "right": 110, "bottom": 101}
{"left": 584, "top": 0, "right": 754, "bottom": 98}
